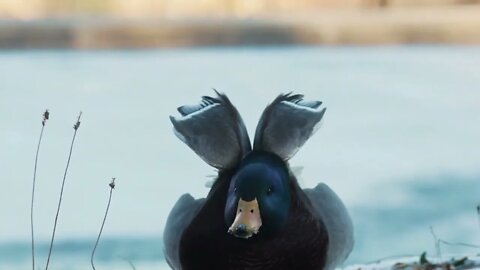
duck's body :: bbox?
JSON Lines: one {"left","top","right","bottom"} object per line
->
{"left": 164, "top": 92, "right": 354, "bottom": 270}
{"left": 178, "top": 169, "right": 328, "bottom": 270}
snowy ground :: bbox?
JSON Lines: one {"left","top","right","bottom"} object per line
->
{"left": 346, "top": 254, "right": 480, "bottom": 270}
{"left": 0, "top": 261, "right": 170, "bottom": 270}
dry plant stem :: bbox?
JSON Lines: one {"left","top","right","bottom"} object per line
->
{"left": 127, "top": 260, "right": 137, "bottom": 270}
{"left": 91, "top": 178, "right": 116, "bottom": 270}
{"left": 430, "top": 225, "right": 480, "bottom": 252}
{"left": 477, "top": 204, "right": 480, "bottom": 230}
{"left": 430, "top": 226, "right": 441, "bottom": 258}
{"left": 438, "top": 239, "right": 480, "bottom": 249}
{"left": 45, "top": 112, "right": 81, "bottom": 270}
{"left": 31, "top": 110, "right": 49, "bottom": 270}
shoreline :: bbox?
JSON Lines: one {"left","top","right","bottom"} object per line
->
{"left": 1, "top": 6, "right": 480, "bottom": 49}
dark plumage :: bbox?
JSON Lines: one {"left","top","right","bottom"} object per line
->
{"left": 180, "top": 157, "right": 329, "bottom": 269}
{"left": 164, "top": 92, "right": 353, "bottom": 270}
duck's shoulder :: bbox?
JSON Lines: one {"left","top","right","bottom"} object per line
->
{"left": 164, "top": 193, "right": 206, "bottom": 269}
{"left": 303, "top": 183, "right": 355, "bottom": 270}
{"left": 178, "top": 171, "right": 234, "bottom": 269}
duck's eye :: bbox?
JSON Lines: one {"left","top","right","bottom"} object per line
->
{"left": 267, "top": 187, "right": 273, "bottom": 195}
{"left": 250, "top": 209, "right": 254, "bottom": 213}
{"left": 234, "top": 187, "right": 237, "bottom": 193}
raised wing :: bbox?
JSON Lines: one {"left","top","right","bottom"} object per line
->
{"left": 163, "top": 194, "right": 206, "bottom": 270}
{"left": 170, "top": 91, "right": 251, "bottom": 169}
{"left": 304, "top": 183, "right": 354, "bottom": 270}
{"left": 253, "top": 93, "right": 326, "bottom": 161}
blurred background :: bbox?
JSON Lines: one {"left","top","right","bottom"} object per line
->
{"left": 0, "top": 1, "right": 479, "bottom": 270}
{"left": 1, "top": 0, "right": 480, "bottom": 48}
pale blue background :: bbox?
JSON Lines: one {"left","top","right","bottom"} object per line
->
{"left": 1, "top": 46, "right": 479, "bottom": 269}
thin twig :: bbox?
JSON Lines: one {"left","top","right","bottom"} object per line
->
{"left": 45, "top": 112, "right": 82, "bottom": 270}
{"left": 429, "top": 226, "right": 441, "bottom": 258}
{"left": 430, "top": 225, "right": 480, "bottom": 254}
{"left": 438, "top": 239, "right": 480, "bottom": 249}
{"left": 91, "top": 178, "right": 116, "bottom": 270}
{"left": 31, "top": 110, "right": 49, "bottom": 270}
{"left": 127, "top": 260, "right": 137, "bottom": 270}
{"left": 477, "top": 204, "right": 480, "bottom": 230}
{"left": 119, "top": 257, "right": 137, "bottom": 270}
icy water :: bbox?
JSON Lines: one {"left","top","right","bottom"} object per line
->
{"left": 0, "top": 46, "right": 479, "bottom": 269}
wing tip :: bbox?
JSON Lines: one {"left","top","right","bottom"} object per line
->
{"left": 278, "top": 92, "right": 325, "bottom": 110}
{"left": 319, "top": 106, "right": 327, "bottom": 117}
{"left": 169, "top": 115, "right": 177, "bottom": 125}
{"left": 212, "top": 88, "right": 221, "bottom": 96}
{"left": 176, "top": 106, "right": 188, "bottom": 116}
{"left": 311, "top": 100, "right": 323, "bottom": 109}
{"left": 212, "top": 88, "right": 233, "bottom": 105}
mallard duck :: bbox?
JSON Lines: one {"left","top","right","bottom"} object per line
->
{"left": 164, "top": 91, "right": 354, "bottom": 270}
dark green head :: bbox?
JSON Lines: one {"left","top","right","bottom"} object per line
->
{"left": 225, "top": 151, "right": 291, "bottom": 239}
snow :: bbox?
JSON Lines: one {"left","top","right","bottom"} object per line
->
{"left": 346, "top": 254, "right": 480, "bottom": 270}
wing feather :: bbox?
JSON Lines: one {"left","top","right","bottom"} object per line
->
{"left": 253, "top": 93, "right": 326, "bottom": 160}
{"left": 304, "top": 183, "right": 354, "bottom": 270}
{"left": 163, "top": 194, "right": 205, "bottom": 270}
{"left": 170, "top": 91, "right": 251, "bottom": 169}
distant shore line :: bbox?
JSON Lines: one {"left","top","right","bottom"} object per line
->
{"left": 1, "top": 7, "right": 480, "bottom": 49}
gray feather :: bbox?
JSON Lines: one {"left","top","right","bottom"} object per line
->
{"left": 304, "top": 183, "right": 354, "bottom": 270}
{"left": 163, "top": 194, "right": 205, "bottom": 270}
{"left": 254, "top": 93, "right": 326, "bottom": 160}
{"left": 170, "top": 91, "right": 251, "bottom": 169}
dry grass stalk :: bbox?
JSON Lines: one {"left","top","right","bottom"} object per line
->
{"left": 31, "top": 110, "right": 49, "bottom": 270}
{"left": 45, "top": 111, "right": 82, "bottom": 270}
{"left": 91, "top": 177, "right": 116, "bottom": 270}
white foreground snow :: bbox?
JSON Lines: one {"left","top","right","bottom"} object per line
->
{"left": 346, "top": 254, "right": 480, "bottom": 270}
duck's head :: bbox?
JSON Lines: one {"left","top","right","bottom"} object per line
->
{"left": 224, "top": 151, "right": 291, "bottom": 239}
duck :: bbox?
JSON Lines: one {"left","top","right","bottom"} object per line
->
{"left": 164, "top": 91, "right": 354, "bottom": 270}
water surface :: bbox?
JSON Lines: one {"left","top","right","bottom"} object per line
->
{"left": 1, "top": 46, "right": 479, "bottom": 268}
